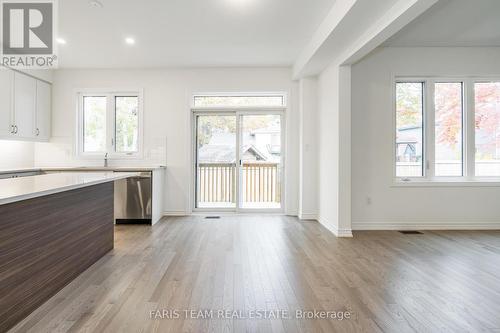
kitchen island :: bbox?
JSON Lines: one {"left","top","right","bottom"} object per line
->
{"left": 0, "top": 172, "right": 137, "bottom": 332}
{"left": 0, "top": 166, "right": 166, "bottom": 225}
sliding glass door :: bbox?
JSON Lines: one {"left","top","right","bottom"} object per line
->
{"left": 194, "top": 112, "right": 283, "bottom": 211}
{"left": 239, "top": 114, "right": 282, "bottom": 210}
{"left": 195, "top": 114, "right": 237, "bottom": 209}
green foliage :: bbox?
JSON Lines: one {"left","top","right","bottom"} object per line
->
{"left": 83, "top": 97, "right": 106, "bottom": 152}
{"left": 396, "top": 83, "right": 423, "bottom": 129}
{"left": 197, "top": 116, "right": 236, "bottom": 147}
{"left": 115, "top": 97, "right": 139, "bottom": 152}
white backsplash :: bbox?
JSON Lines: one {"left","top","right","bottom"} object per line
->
{"left": 34, "top": 136, "right": 167, "bottom": 167}
{"left": 0, "top": 140, "right": 35, "bottom": 169}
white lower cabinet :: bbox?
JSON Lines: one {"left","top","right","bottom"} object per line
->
{"left": 0, "top": 68, "right": 51, "bottom": 141}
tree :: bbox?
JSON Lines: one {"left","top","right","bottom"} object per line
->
{"left": 435, "top": 83, "right": 462, "bottom": 149}
{"left": 475, "top": 83, "right": 500, "bottom": 158}
{"left": 396, "top": 83, "right": 422, "bottom": 129}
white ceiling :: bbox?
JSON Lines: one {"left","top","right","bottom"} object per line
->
{"left": 385, "top": 0, "right": 500, "bottom": 47}
{"left": 56, "top": 0, "right": 336, "bottom": 68}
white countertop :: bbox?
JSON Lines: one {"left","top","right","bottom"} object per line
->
{"left": 43, "top": 166, "right": 166, "bottom": 172}
{"left": 0, "top": 172, "right": 138, "bottom": 205}
{"left": 0, "top": 166, "right": 166, "bottom": 175}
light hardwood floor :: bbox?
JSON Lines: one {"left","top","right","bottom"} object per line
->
{"left": 9, "top": 216, "right": 500, "bottom": 333}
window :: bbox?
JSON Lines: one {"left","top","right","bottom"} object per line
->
{"left": 434, "top": 82, "right": 463, "bottom": 176}
{"left": 193, "top": 94, "right": 286, "bottom": 108}
{"left": 395, "top": 78, "right": 500, "bottom": 182}
{"left": 395, "top": 82, "right": 424, "bottom": 177}
{"left": 115, "top": 96, "right": 139, "bottom": 153}
{"left": 475, "top": 82, "right": 500, "bottom": 176}
{"left": 78, "top": 91, "right": 142, "bottom": 157}
{"left": 83, "top": 96, "right": 107, "bottom": 153}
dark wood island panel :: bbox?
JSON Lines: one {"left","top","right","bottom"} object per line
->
{"left": 0, "top": 182, "right": 114, "bottom": 332}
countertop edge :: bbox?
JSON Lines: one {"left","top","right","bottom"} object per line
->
{"left": 0, "top": 172, "right": 137, "bottom": 206}
{"left": 0, "top": 166, "right": 166, "bottom": 175}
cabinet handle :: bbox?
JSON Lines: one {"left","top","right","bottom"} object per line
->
{"left": 10, "top": 125, "right": 14, "bottom": 134}
{"left": 36, "top": 128, "right": 40, "bottom": 136}
{"left": 15, "top": 125, "right": 18, "bottom": 134}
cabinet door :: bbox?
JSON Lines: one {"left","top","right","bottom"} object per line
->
{"left": 14, "top": 73, "right": 36, "bottom": 138}
{"left": 35, "top": 80, "right": 51, "bottom": 140}
{"left": 0, "top": 70, "right": 14, "bottom": 137}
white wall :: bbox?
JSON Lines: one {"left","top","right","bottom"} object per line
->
{"left": 34, "top": 67, "right": 299, "bottom": 215}
{"left": 20, "top": 69, "right": 53, "bottom": 83}
{"left": 317, "top": 64, "right": 340, "bottom": 232}
{"left": 298, "top": 77, "right": 318, "bottom": 219}
{"left": 352, "top": 47, "right": 500, "bottom": 229}
{"left": 316, "top": 63, "right": 352, "bottom": 236}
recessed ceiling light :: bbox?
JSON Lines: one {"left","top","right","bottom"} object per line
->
{"left": 56, "top": 38, "right": 67, "bottom": 45}
{"left": 227, "top": 0, "right": 254, "bottom": 7}
{"left": 89, "top": 0, "right": 103, "bottom": 8}
{"left": 125, "top": 37, "right": 135, "bottom": 45}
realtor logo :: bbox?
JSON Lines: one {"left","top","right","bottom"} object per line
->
{"left": 1, "top": 0, "right": 57, "bottom": 68}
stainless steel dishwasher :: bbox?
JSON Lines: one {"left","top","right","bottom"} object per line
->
{"left": 114, "top": 171, "right": 152, "bottom": 224}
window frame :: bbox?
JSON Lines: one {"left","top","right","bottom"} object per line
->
{"left": 433, "top": 80, "right": 466, "bottom": 178}
{"left": 76, "top": 89, "right": 143, "bottom": 159}
{"left": 191, "top": 91, "right": 287, "bottom": 110}
{"left": 393, "top": 76, "right": 500, "bottom": 184}
{"left": 393, "top": 79, "right": 427, "bottom": 179}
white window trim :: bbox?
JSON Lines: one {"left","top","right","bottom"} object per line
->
{"left": 393, "top": 76, "right": 500, "bottom": 185}
{"left": 191, "top": 91, "right": 288, "bottom": 110}
{"left": 76, "top": 89, "right": 144, "bottom": 159}
{"left": 188, "top": 91, "right": 289, "bottom": 214}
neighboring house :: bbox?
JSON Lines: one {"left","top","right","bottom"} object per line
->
{"left": 198, "top": 123, "right": 281, "bottom": 164}
{"left": 398, "top": 124, "right": 480, "bottom": 162}
{"left": 197, "top": 141, "right": 268, "bottom": 163}
{"left": 396, "top": 126, "right": 422, "bottom": 162}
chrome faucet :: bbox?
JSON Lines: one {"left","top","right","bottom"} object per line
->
{"left": 104, "top": 153, "right": 109, "bottom": 168}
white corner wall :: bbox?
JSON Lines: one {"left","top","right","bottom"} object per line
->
{"left": 34, "top": 67, "right": 299, "bottom": 216}
{"left": 317, "top": 64, "right": 340, "bottom": 232}
{"left": 298, "top": 77, "right": 318, "bottom": 220}
{"left": 316, "top": 62, "right": 352, "bottom": 237}
{"left": 352, "top": 47, "right": 500, "bottom": 230}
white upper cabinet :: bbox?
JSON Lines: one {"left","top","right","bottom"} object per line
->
{"left": 0, "top": 69, "right": 51, "bottom": 141}
{"left": 0, "top": 70, "right": 14, "bottom": 137}
{"left": 14, "top": 73, "right": 37, "bottom": 138}
{"left": 35, "top": 81, "right": 52, "bottom": 140}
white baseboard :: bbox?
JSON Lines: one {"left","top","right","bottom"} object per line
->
{"left": 163, "top": 211, "right": 189, "bottom": 217}
{"left": 298, "top": 213, "right": 317, "bottom": 220}
{"left": 317, "top": 216, "right": 353, "bottom": 238}
{"left": 352, "top": 221, "right": 500, "bottom": 231}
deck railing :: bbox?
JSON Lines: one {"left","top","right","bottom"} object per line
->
{"left": 197, "top": 162, "right": 281, "bottom": 204}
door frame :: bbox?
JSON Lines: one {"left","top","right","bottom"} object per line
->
{"left": 191, "top": 108, "right": 286, "bottom": 213}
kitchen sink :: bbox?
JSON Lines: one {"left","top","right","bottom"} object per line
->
{"left": 0, "top": 170, "right": 47, "bottom": 180}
